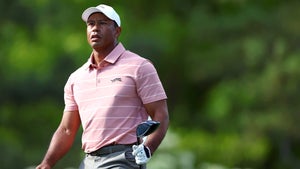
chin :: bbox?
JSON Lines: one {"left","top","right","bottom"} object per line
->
{"left": 91, "top": 43, "right": 102, "bottom": 48}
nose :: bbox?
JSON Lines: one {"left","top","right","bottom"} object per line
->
{"left": 91, "top": 24, "right": 100, "bottom": 32}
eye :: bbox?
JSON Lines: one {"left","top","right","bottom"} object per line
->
{"left": 99, "top": 21, "right": 108, "bottom": 25}
{"left": 87, "top": 21, "right": 95, "bottom": 26}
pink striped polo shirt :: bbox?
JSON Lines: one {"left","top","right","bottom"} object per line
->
{"left": 64, "top": 43, "right": 167, "bottom": 153}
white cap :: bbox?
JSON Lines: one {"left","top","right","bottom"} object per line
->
{"left": 82, "top": 4, "right": 121, "bottom": 27}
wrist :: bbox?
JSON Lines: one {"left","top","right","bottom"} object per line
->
{"left": 143, "top": 143, "right": 154, "bottom": 156}
{"left": 41, "top": 159, "right": 54, "bottom": 168}
{"left": 36, "top": 162, "right": 51, "bottom": 169}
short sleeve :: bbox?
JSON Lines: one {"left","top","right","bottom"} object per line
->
{"left": 64, "top": 74, "right": 78, "bottom": 112}
{"left": 136, "top": 60, "right": 167, "bottom": 104}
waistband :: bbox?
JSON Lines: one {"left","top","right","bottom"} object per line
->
{"left": 88, "top": 143, "right": 136, "bottom": 156}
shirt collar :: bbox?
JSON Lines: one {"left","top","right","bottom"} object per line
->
{"left": 84, "top": 43, "right": 126, "bottom": 70}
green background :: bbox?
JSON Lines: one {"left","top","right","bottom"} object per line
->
{"left": 1, "top": 0, "right": 300, "bottom": 168}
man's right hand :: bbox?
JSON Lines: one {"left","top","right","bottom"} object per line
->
{"left": 35, "top": 163, "right": 51, "bottom": 169}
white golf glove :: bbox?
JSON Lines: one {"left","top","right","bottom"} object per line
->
{"left": 132, "top": 144, "right": 151, "bottom": 165}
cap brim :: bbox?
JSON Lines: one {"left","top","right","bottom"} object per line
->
{"left": 82, "top": 7, "right": 101, "bottom": 22}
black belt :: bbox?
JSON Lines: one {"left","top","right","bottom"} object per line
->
{"left": 88, "top": 143, "right": 136, "bottom": 156}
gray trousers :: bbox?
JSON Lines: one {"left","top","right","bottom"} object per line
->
{"left": 79, "top": 145, "right": 146, "bottom": 169}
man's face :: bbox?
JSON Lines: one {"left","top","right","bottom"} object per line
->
{"left": 86, "top": 13, "right": 120, "bottom": 51}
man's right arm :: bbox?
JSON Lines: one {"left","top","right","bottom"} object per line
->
{"left": 36, "top": 110, "right": 81, "bottom": 169}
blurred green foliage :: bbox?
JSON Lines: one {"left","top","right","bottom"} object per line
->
{"left": 1, "top": 0, "right": 300, "bottom": 168}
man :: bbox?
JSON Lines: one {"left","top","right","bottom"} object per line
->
{"left": 36, "top": 4, "right": 169, "bottom": 169}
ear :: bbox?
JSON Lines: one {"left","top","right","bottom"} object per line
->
{"left": 115, "top": 26, "right": 122, "bottom": 38}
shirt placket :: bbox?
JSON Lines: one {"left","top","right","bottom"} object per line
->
{"left": 96, "top": 68, "right": 101, "bottom": 86}
{"left": 95, "top": 62, "right": 109, "bottom": 86}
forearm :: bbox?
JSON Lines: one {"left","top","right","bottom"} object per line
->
{"left": 145, "top": 113, "right": 169, "bottom": 155}
{"left": 142, "top": 99, "right": 169, "bottom": 155}
{"left": 40, "top": 127, "right": 77, "bottom": 167}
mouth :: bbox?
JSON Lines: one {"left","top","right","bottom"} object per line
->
{"left": 91, "top": 34, "right": 101, "bottom": 41}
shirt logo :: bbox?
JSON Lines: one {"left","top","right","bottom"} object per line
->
{"left": 111, "top": 77, "right": 122, "bottom": 83}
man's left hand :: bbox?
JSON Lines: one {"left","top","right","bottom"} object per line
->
{"left": 132, "top": 144, "right": 151, "bottom": 165}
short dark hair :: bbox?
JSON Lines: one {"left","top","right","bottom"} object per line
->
{"left": 113, "top": 21, "right": 119, "bottom": 28}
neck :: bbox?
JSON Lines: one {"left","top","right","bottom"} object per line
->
{"left": 92, "top": 50, "right": 106, "bottom": 65}
{"left": 93, "top": 42, "right": 118, "bottom": 65}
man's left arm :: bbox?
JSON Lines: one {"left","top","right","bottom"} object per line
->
{"left": 143, "top": 99, "right": 169, "bottom": 155}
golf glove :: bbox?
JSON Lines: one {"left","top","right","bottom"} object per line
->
{"left": 132, "top": 144, "right": 151, "bottom": 165}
